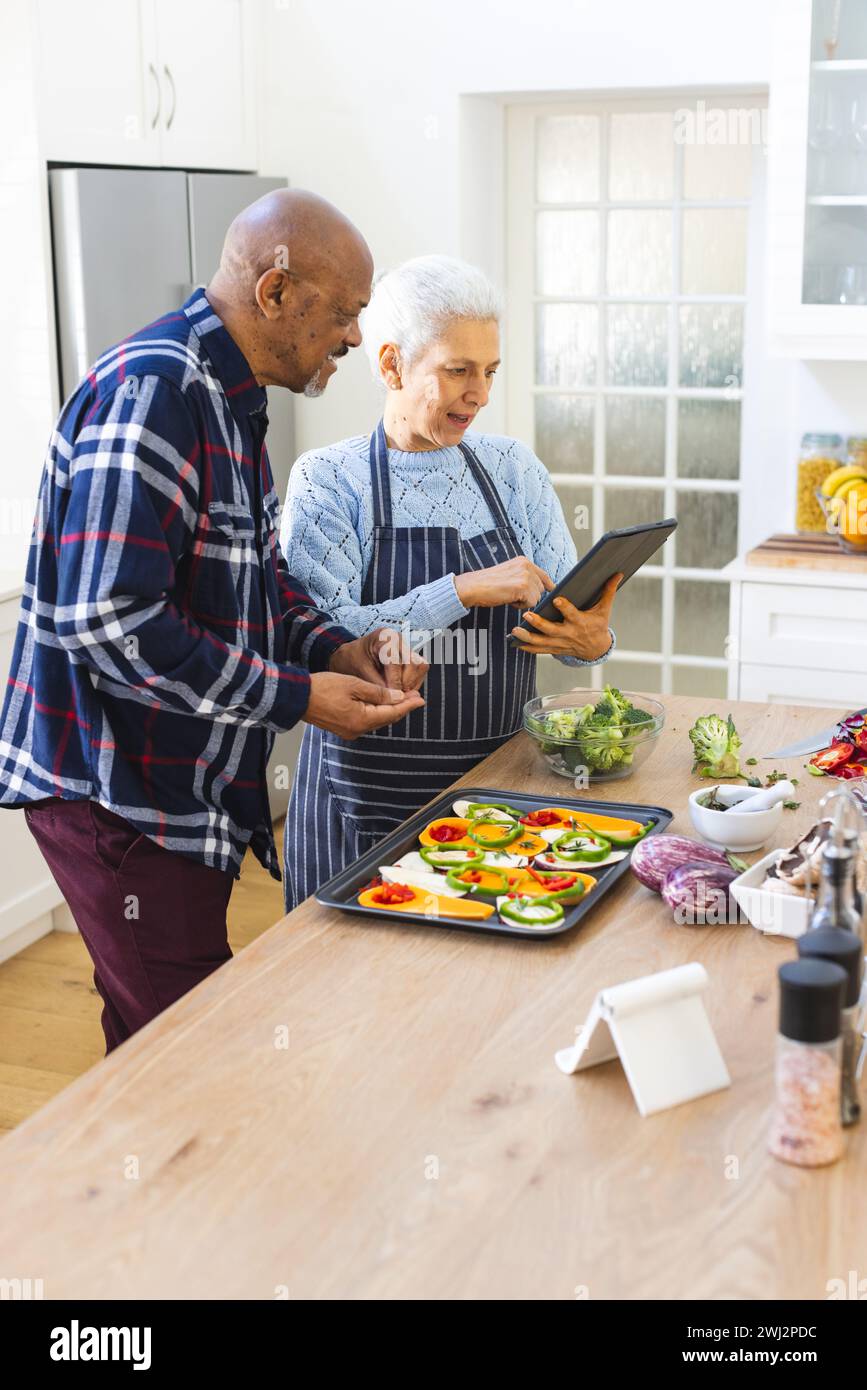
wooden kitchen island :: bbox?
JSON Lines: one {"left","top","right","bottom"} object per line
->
{"left": 0, "top": 694, "right": 864, "bottom": 1301}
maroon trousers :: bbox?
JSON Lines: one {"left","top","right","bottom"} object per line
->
{"left": 25, "top": 798, "right": 235, "bottom": 1054}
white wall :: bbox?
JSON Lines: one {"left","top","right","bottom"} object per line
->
{"left": 0, "top": 4, "right": 58, "bottom": 587}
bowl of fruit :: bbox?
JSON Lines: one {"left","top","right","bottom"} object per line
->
{"left": 523, "top": 686, "right": 665, "bottom": 783}
{"left": 816, "top": 463, "right": 867, "bottom": 554}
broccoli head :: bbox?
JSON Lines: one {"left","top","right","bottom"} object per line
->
{"left": 622, "top": 706, "right": 653, "bottom": 728}
{"left": 689, "top": 713, "right": 743, "bottom": 779}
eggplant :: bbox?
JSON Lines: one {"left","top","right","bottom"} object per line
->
{"left": 630, "top": 834, "right": 741, "bottom": 894}
{"left": 661, "top": 860, "right": 745, "bottom": 926}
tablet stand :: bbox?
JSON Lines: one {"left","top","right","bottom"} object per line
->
{"left": 554, "top": 962, "right": 731, "bottom": 1116}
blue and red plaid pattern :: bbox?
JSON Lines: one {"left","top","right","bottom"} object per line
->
{"left": 0, "top": 292, "right": 353, "bottom": 879}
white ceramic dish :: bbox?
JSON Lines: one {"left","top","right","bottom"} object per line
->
{"left": 730, "top": 848, "right": 812, "bottom": 938}
{"left": 688, "top": 785, "right": 784, "bottom": 852}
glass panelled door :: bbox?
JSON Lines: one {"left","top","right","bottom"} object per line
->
{"left": 506, "top": 97, "right": 763, "bottom": 699}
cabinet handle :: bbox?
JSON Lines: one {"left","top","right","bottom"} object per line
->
{"left": 164, "top": 65, "right": 176, "bottom": 130}
{"left": 148, "top": 62, "right": 161, "bottom": 130}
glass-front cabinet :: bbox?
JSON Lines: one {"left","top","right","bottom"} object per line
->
{"left": 769, "top": 0, "right": 867, "bottom": 355}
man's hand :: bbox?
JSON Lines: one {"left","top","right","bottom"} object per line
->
{"left": 304, "top": 671, "right": 424, "bottom": 741}
{"left": 329, "top": 627, "right": 428, "bottom": 693}
{"left": 510, "top": 573, "right": 622, "bottom": 659}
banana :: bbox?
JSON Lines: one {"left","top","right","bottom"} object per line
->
{"left": 835, "top": 475, "right": 867, "bottom": 500}
{"left": 821, "top": 464, "right": 867, "bottom": 497}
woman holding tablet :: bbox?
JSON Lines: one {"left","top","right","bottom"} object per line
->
{"left": 279, "top": 255, "right": 620, "bottom": 909}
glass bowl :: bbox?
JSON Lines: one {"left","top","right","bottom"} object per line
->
{"left": 522, "top": 691, "right": 666, "bottom": 783}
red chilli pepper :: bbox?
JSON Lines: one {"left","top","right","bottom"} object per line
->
{"left": 809, "top": 742, "right": 855, "bottom": 774}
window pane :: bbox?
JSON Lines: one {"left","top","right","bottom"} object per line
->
{"left": 671, "top": 664, "right": 729, "bottom": 698}
{"left": 609, "top": 112, "right": 674, "bottom": 200}
{"left": 603, "top": 659, "right": 662, "bottom": 694}
{"left": 673, "top": 579, "right": 730, "bottom": 658}
{"left": 678, "top": 304, "right": 743, "bottom": 387}
{"left": 683, "top": 133, "right": 754, "bottom": 200}
{"left": 536, "top": 654, "right": 589, "bottom": 698}
{"left": 607, "top": 210, "right": 672, "bottom": 295}
{"left": 535, "top": 395, "right": 594, "bottom": 472}
{"left": 606, "top": 396, "right": 666, "bottom": 475}
{"left": 536, "top": 211, "right": 600, "bottom": 296}
{"left": 677, "top": 399, "right": 741, "bottom": 480}
{"left": 553, "top": 481, "right": 595, "bottom": 547}
{"left": 681, "top": 209, "right": 748, "bottom": 294}
{"left": 609, "top": 574, "right": 663, "bottom": 651}
{"left": 536, "top": 304, "right": 598, "bottom": 387}
{"left": 606, "top": 304, "right": 668, "bottom": 386}
{"left": 604, "top": 486, "right": 666, "bottom": 531}
{"left": 536, "top": 114, "right": 600, "bottom": 202}
{"left": 675, "top": 490, "right": 738, "bottom": 569}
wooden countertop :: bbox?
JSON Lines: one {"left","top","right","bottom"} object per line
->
{"left": 0, "top": 694, "right": 864, "bottom": 1301}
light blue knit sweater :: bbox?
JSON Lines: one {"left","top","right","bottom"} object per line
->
{"left": 278, "top": 430, "right": 615, "bottom": 667}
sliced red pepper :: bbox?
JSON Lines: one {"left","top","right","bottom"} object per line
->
{"left": 809, "top": 742, "right": 855, "bottom": 774}
{"left": 852, "top": 727, "right": 867, "bottom": 754}
{"left": 519, "top": 809, "right": 561, "bottom": 827}
{"left": 429, "top": 823, "right": 467, "bottom": 843}
{"left": 837, "top": 762, "right": 867, "bottom": 779}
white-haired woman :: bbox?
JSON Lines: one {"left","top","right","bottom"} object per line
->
{"left": 279, "top": 255, "right": 619, "bottom": 910}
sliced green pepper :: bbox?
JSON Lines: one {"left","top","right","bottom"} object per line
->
{"left": 418, "top": 846, "right": 487, "bottom": 870}
{"left": 468, "top": 820, "right": 523, "bottom": 849}
{"left": 445, "top": 865, "right": 510, "bottom": 897}
{"left": 551, "top": 828, "right": 611, "bottom": 862}
{"left": 499, "top": 895, "right": 565, "bottom": 927}
{"left": 466, "top": 802, "right": 522, "bottom": 821}
{"left": 576, "top": 818, "right": 650, "bottom": 849}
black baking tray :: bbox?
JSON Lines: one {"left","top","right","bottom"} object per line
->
{"left": 315, "top": 786, "right": 673, "bottom": 939}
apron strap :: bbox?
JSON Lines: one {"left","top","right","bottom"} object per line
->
{"left": 369, "top": 421, "right": 394, "bottom": 528}
{"left": 458, "top": 440, "right": 521, "bottom": 544}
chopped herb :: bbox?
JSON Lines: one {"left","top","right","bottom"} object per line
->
{"left": 783, "top": 799, "right": 801, "bottom": 810}
{"left": 746, "top": 775, "right": 762, "bottom": 787}
{"left": 745, "top": 757, "right": 758, "bottom": 766}
{"left": 765, "top": 769, "right": 787, "bottom": 786}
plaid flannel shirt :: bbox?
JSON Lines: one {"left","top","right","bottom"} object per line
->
{"left": 0, "top": 292, "right": 354, "bottom": 879}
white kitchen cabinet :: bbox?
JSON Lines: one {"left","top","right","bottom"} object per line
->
{"left": 35, "top": 0, "right": 161, "bottom": 166}
{"left": 154, "top": 0, "right": 256, "bottom": 171}
{"left": 36, "top": 0, "right": 257, "bottom": 171}
{"left": 768, "top": 0, "right": 867, "bottom": 357}
{"left": 725, "top": 558, "right": 867, "bottom": 704}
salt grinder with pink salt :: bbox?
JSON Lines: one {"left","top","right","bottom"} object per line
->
{"left": 768, "top": 958, "right": 848, "bottom": 1168}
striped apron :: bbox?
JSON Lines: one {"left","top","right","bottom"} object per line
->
{"left": 282, "top": 422, "right": 536, "bottom": 911}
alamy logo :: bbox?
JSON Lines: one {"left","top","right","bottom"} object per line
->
{"left": 49, "top": 1320, "right": 152, "bottom": 1370}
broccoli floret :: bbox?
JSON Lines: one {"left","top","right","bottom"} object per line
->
{"left": 689, "top": 713, "right": 743, "bottom": 779}
{"left": 582, "top": 739, "right": 627, "bottom": 772}
{"left": 623, "top": 706, "right": 653, "bottom": 728}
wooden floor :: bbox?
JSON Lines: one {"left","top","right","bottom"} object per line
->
{"left": 0, "top": 823, "right": 286, "bottom": 1136}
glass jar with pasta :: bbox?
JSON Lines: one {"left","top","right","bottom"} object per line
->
{"left": 796, "top": 432, "right": 843, "bottom": 534}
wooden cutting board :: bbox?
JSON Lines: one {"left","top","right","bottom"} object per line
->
{"left": 746, "top": 532, "right": 867, "bottom": 572}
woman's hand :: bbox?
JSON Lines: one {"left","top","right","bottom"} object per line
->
{"left": 455, "top": 557, "right": 554, "bottom": 610}
{"left": 510, "top": 573, "right": 622, "bottom": 659}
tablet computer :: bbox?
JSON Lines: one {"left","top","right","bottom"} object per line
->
{"left": 513, "top": 518, "right": 677, "bottom": 638}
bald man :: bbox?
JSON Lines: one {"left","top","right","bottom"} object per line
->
{"left": 0, "top": 189, "right": 426, "bottom": 1053}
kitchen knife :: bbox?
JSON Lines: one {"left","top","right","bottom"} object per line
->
{"left": 762, "top": 707, "right": 867, "bottom": 759}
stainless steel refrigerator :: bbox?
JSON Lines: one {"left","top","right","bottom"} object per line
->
{"left": 49, "top": 166, "right": 301, "bottom": 818}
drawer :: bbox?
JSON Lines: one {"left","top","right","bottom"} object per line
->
{"left": 738, "top": 582, "right": 867, "bottom": 673}
{"left": 737, "top": 663, "right": 866, "bottom": 707}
